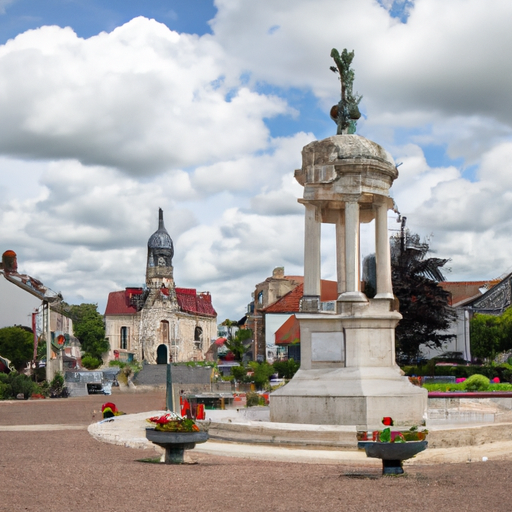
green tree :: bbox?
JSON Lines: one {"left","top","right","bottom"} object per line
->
{"left": 273, "top": 358, "right": 300, "bottom": 380}
{"left": 248, "top": 361, "right": 275, "bottom": 390}
{"left": 499, "top": 306, "right": 512, "bottom": 352}
{"left": 68, "top": 303, "right": 109, "bottom": 361}
{"left": 470, "top": 313, "right": 502, "bottom": 361}
{"left": 225, "top": 329, "right": 252, "bottom": 362}
{"left": 221, "top": 318, "right": 239, "bottom": 340}
{"left": 0, "top": 371, "right": 38, "bottom": 399}
{"left": 230, "top": 364, "right": 247, "bottom": 382}
{"left": 470, "top": 306, "right": 512, "bottom": 361}
{"left": 0, "top": 326, "right": 34, "bottom": 371}
{"left": 390, "top": 231, "right": 456, "bottom": 360}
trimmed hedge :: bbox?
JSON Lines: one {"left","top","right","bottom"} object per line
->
{"left": 405, "top": 363, "right": 512, "bottom": 382}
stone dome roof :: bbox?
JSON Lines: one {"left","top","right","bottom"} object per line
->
{"left": 295, "top": 134, "right": 398, "bottom": 190}
{"left": 325, "top": 134, "right": 395, "bottom": 166}
{"left": 148, "top": 209, "right": 174, "bottom": 255}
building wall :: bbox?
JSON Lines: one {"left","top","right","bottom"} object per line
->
{"left": 172, "top": 313, "right": 217, "bottom": 363}
{"left": 420, "top": 309, "right": 471, "bottom": 362}
{"left": 251, "top": 268, "right": 300, "bottom": 361}
{"left": 105, "top": 313, "right": 141, "bottom": 360}
{"left": 51, "top": 309, "right": 73, "bottom": 335}
{"left": 0, "top": 275, "right": 41, "bottom": 329}
{"left": 105, "top": 309, "right": 217, "bottom": 364}
{"left": 254, "top": 273, "right": 298, "bottom": 310}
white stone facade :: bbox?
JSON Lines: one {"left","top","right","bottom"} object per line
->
{"left": 271, "top": 134, "right": 427, "bottom": 429}
{"left": 104, "top": 209, "right": 217, "bottom": 364}
{"left": 105, "top": 308, "right": 217, "bottom": 364}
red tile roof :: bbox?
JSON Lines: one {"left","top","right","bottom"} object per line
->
{"left": 439, "top": 280, "right": 499, "bottom": 306}
{"left": 275, "top": 314, "right": 300, "bottom": 345}
{"left": 105, "top": 287, "right": 217, "bottom": 317}
{"left": 176, "top": 288, "right": 217, "bottom": 317}
{"left": 104, "top": 290, "right": 138, "bottom": 316}
{"left": 264, "top": 284, "right": 304, "bottom": 313}
{"left": 262, "top": 279, "right": 338, "bottom": 313}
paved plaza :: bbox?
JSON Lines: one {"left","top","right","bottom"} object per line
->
{"left": 2, "top": 390, "right": 512, "bottom": 512}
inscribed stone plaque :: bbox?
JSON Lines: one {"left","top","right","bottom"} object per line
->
{"left": 311, "top": 331, "right": 344, "bottom": 362}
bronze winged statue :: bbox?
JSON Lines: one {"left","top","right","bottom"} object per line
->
{"left": 330, "top": 48, "right": 362, "bottom": 134}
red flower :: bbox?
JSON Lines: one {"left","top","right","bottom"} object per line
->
{"left": 382, "top": 416, "right": 394, "bottom": 426}
{"left": 102, "top": 402, "right": 118, "bottom": 414}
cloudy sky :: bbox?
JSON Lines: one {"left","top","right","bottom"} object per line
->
{"left": 1, "top": 0, "right": 512, "bottom": 322}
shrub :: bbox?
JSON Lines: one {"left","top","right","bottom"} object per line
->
{"left": 0, "top": 326, "right": 34, "bottom": 371}
{"left": 0, "top": 382, "right": 9, "bottom": 399}
{"left": 463, "top": 374, "right": 490, "bottom": 391}
{"left": 231, "top": 365, "right": 248, "bottom": 382}
{"left": 9, "top": 372, "right": 38, "bottom": 399}
{"left": 246, "top": 391, "right": 266, "bottom": 407}
{"left": 0, "top": 373, "right": 10, "bottom": 399}
{"left": 81, "top": 355, "right": 102, "bottom": 370}
{"left": 247, "top": 361, "right": 275, "bottom": 390}
{"left": 48, "top": 372, "right": 65, "bottom": 397}
{"left": 272, "top": 358, "right": 300, "bottom": 379}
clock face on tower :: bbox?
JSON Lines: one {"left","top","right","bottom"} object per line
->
{"left": 157, "top": 256, "right": 166, "bottom": 267}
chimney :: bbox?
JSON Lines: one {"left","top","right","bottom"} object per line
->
{"left": 272, "top": 267, "right": 285, "bottom": 279}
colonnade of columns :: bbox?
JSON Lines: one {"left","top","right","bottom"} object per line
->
{"left": 302, "top": 195, "right": 393, "bottom": 311}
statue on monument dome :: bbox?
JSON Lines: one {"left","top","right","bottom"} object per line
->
{"left": 329, "top": 48, "right": 362, "bottom": 135}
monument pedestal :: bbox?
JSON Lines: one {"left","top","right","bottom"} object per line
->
{"left": 270, "top": 299, "right": 427, "bottom": 430}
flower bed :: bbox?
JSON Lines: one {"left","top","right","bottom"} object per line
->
{"left": 147, "top": 412, "right": 201, "bottom": 432}
{"left": 357, "top": 416, "right": 428, "bottom": 443}
{"left": 145, "top": 412, "right": 208, "bottom": 464}
{"left": 357, "top": 417, "right": 428, "bottom": 475}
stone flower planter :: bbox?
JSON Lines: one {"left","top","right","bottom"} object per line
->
{"left": 358, "top": 440, "right": 428, "bottom": 475}
{"left": 145, "top": 428, "right": 209, "bottom": 464}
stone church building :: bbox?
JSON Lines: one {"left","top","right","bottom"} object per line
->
{"left": 104, "top": 209, "right": 217, "bottom": 364}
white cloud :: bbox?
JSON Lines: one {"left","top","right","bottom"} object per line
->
{"left": 0, "top": 18, "right": 288, "bottom": 175}
{"left": 191, "top": 132, "right": 312, "bottom": 197}
{"left": 391, "top": 141, "right": 512, "bottom": 281}
{"left": 212, "top": 0, "right": 512, "bottom": 161}
{"left": 2, "top": 1, "right": 512, "bottom": 322}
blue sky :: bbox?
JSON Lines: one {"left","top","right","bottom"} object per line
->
{"left": 1, "top": 0, "right": 512, "bottom": 322}
{"left": 0, "top": 0, "right": 218, "bottom": 41}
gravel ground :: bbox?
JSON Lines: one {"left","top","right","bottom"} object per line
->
{"left": 2, "top": 390, "right": 512, "bottom": 512}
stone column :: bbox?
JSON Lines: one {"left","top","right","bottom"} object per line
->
{"left": 340, "top": 198, "right": 366, "bottom": 302}
{"left": 302, "top": 202, "right": 321, "bottom": 311}
{"left": 336, "top": 208, "right": 346, "bottom": 297}
{"left": 374, "top": 197, "right": 394, "bottom": 299}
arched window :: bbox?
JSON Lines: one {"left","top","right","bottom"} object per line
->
{"left": 120, "top": 327, "right": 129, "bottom": 350}
{"left": 194, "top": 326, "right": 203, "bottom": 350}
{"left": 160, "top": 320, "right": 169, "bottom": 345}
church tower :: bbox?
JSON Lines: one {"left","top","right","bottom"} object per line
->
{"left": 145, "top": 208, "right": 178, "bottom": 307}
{"left": 104, "top": 207, "right": 217, "bottom": 364}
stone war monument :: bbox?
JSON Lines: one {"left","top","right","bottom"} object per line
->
{"left": 270, "top": 49, "right": 427, "bottom": 430}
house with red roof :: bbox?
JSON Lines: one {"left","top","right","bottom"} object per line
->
{"left": 104, "top": 209, "right": 217, "bottom": 364}
{"left": 246, "top": 267, "right": 338, "bottom": 363}
{"left": 247, "top": 268, "right": 506, "bottom": 364}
